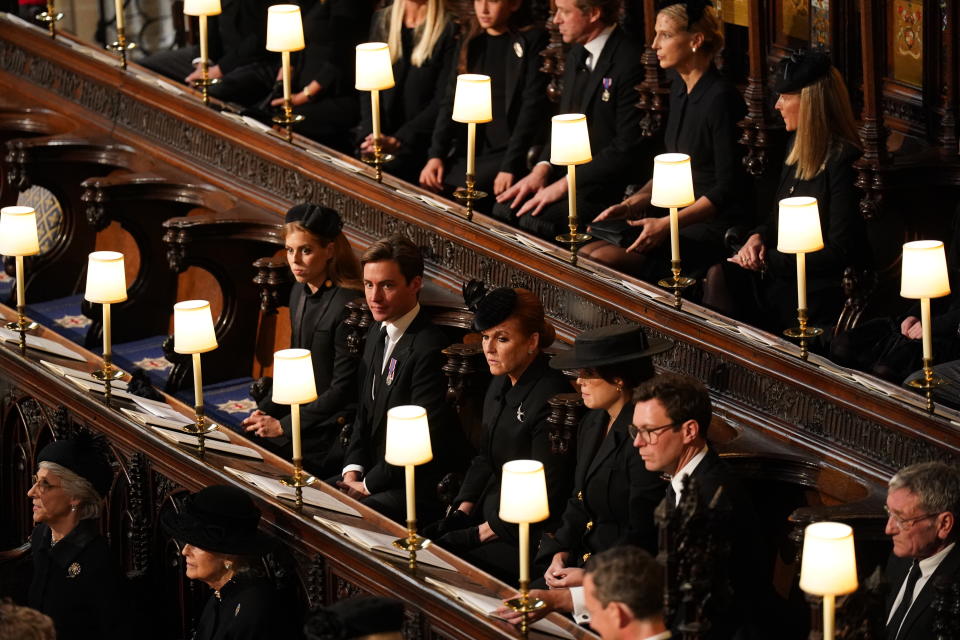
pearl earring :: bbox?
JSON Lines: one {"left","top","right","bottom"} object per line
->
{"left": 70, "top": 505, "right": 77, "bottom": 512}
{"left": 692, "top": 46, "right": 697, "bottom": 52}
{"left": 224, "top": 561, "right": 233, "bottom": 571}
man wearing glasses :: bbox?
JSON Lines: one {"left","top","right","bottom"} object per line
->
{"left": 884, "top": 461, "right": 959, "bottom": 640}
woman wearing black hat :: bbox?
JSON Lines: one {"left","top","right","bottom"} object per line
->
{"left": 723, "top": 49, "right": 863, "bottom": 331}
{"left": 163, "top": 485, "right": 300, "bottom": 640}
{"left": 424, "top": 284, "right": 574, "bottom": 582}
{"left": 26, "top": 436, "right": 132, "bottom": 640}
{"left": 242, "top": 204, "right": 363, "bottom": 478}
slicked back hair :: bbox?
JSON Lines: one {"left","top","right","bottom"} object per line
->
{"left": 585, "top": 546, "right": 665, "bottom": 620}
{"left": 632, "top": 373, "right": 711, "bottom": 438}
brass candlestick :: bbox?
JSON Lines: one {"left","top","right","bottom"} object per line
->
{"left": 658, "top": 259, "right": 696, "bottom": 310}
{"left": 272, "top": 100, "right": 304, "bottom": 143}
{"left": 906, "top": 356, "right": 946, "bottom": 413}
{"left": 452, "top": 174, "right": 486, "bottom": 221}
{"left": 35, "top": 0, "right": 63, "bottom": 38}
{"left": 392, "top": 520, "right": 428, "bottom": 571}
{"left": 192, "top": 64, "right": 219, "bottom": 106}
{"left": 91, "top": 352, "right": 124, "bottom": 382}
{"left": 106, "top": 27, "right": 137, "bottom": 70}
{"left": 182, "top": 405, "right": 217, "bottom": 457}
{"left": 280, "top": 461, "right": 316, "bottom": 511}
{"left": 361, "top": 139, "right": 394, "bottom": 184}
{"left": 5, "top": 304, "right": 38, "bottom": 334}
{"left": 784, "top": 307, "right": 823, "bottom": 361}
{"left": 503, "top": 580, "right": 546, "bottom": 637}
{"left": 555, "top": 165, "right": 591, "bottom": 265}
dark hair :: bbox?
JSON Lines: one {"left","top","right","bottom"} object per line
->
{"left": 585, "top": 546, "right": 664, "bottom": 620}
{"left": 585, "top": 359, "right": 656, "bottom": 390}
{"left": 283, "top": 222, "right": 363, "bottom": 290}
{"left": 889, "top": 461, "right": 960, "bottom": 541}
{"left": 632, "top": 373, "right": 711, "bottom": 438}
{"left": 360, "top": 234, "right": 424, "bottom": 284}
{"left": 574, "top": 0, "right": 622, "bottom": 25}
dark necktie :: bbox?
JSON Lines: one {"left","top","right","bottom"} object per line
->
{"left": 370, "top": 326, "right": 387, "bottom": 399}
{"left": 569, "top": 47, "right": 591, "bottom": 105}
{"left": 665, "top": 483, "right": 678, "bottom": 510}
{"left": 887, "top": 560, "right": 922, "bottom": 640}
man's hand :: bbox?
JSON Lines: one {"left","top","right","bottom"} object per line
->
{"left": 593, "top": 192, "right": 649, "bottom": 223}
{"left": 419, "top": 158, "right": 445, "bottom": 192}
{"left": 360, "top": 134, "right": 401, "bottom": 154}
{"left": 477, "top": 521, "right": 497, "bottom": 543}
{"left": 336, "top": 478, "right": 369, "bottom": 500}
{"left": 625, "top": 216, "right": 670, "bottom": 254}
{"left": 493, "top": 588, "right": 573, "bottom": 624}
{"left": 901, "top": 316, "right": 923, "bottom": 339}
{"left": 493, "top": 171, "right": 515, "bottom": 196}
{"left": 185, "top": 63, "right": 222, "bottom": 84}
{"left": 272, "top": 91, "right": 309, "bottom": 107}
{"left": 515, "top": 177, "right": 567, "bottom": 218}
{"left": 495, "top": 164, "right": 550, "bottom": 208}
{"left": 728, "top": 233, "right": 767, "bottom": 271}
{"left": 241, "top": 410, "right": 283, "bottom": 438}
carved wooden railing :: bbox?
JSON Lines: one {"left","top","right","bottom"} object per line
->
{"left": 0, "top": 106, "right": 76, "bottom": 207}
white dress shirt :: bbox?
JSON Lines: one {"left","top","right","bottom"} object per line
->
{"left": 670, "top": 445, "right": 709, "bottom": 506}
{"left": 887, "top": 541, "right": 956, "bottom": 629}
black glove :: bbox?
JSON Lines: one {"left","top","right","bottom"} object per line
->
{"left": 436, "top": 526, "right": 481, "bottom": 554}
{"left": 422, "top": 508, "right": 472, "bottom": 540}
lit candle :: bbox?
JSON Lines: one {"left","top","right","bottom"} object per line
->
{"left": 467, "top": 122, "right": 477, "bottom": 177}
{"left": 15, "top": 256, "right": 25, "bottom": 308}
{"left": 281, "top": 50, "right": 292, "bottom": 104}
{"left": 452, "top": 74, "right": 492, "bottom": 178}
{"left": 192, "top": 353, "right": 203, "bottom": 409}
{"left": 271, "top": 348, "right": 317, "bottom": 462}
{"left": 114, "top": 0, "right": 124, "bottom": 30}
{"left": 384, "top": 405, "right": 432, "bottom": 527}
{"left": 796, "top": 252, "right": 807, "bottom": 310}
{"left": 669, "top": 207, "right": 680, "bottom": 262}
{"left": 405, "top": 465, "right": 416, "bottom": 525}
{"left": 921, "top": 297, "right": 933, "bottom": 361}
{"left": 566, "top": 165, "right": 577, "bottom": 230}
{"left": 291, "top": 403, "right": 302, "bottom": 461}
{"left": 371, "top": 90, "right": 381, "bottom": 142}
{"left": 650, "top": 154, "right": 696, "bottom": 263}
{"left": 199, "top": 14, "right": 209, "bottom": 66}
{"left": 102, "top": 303, "right": 112, "bottom": 359}
{"left": 518, "top": 521, "right": 530, "bottom": 583}
{"left": 900, "top": 240, "right": 951, "bottom": 363}
{"left": 355, "top": 43, "right": 395, "bottom": 147}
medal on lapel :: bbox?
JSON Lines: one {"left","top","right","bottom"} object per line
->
{"left": 67, "top": 562, "right": 81, "bottom": 578}
{"left": 516, "top": 402, "right": 525, "bottom": 423}
{"left": 385, "top": 357, "right": 398, "bottom": 386}
{"left": 514, "top": 41, "right": 523, "bottom": 58}
{"left": 602, "top": 77, "right": 612, "bottom": 102}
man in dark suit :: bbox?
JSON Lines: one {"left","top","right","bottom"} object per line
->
{"left": 491, "top": 0, "right": 647, "bottom": 241}
{"left": 337, "top": 234, "right": 463, "bottom": 523}
{"left": 884, "top": 461, "right": 960, "bottom": 640}
{"left": 582, "top": 546, "right": 669, "bottom": 640}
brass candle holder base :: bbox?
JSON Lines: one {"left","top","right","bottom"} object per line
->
{"left": 280, "top": 461, "right": 316, "bottom": 511}
{"left": 5, "top": 312, "right": 38, "bottom": 334}
{"left": 905, "top": 356, "right": 946, "bottom": 413}
{"left": 784, "top": 308, "right": 823, "bottom": 361}
{"left": 192, "top": 74, "right": 220, "bottom": 106}
{"left": 555, "top": 231, "right": 592, "bottom": 266}
{"left": 657, "top": 260, "right": 696, "bottom": 309}
{"left": 182, "top": 407, "right": 217, "bottom": 457}
{"left": 452, "top": 174, "right": 486, "bottom": 221}
{"left": 36, "top": 7, "right": 63, "bottom": 38}
{"left": 272, "top": 103, "right": 305, "bottom": 143}
{"left": 503, "top": 582, "right": 546, "bottom": 637}
{"left": 91, "top": 362, "right": 125, "bottom": 382}
{"left": 106, "top": 31, "right": 136, "bottom": 70}
{"left": 392, "top": 521, "right": 428, "bottom": 571}
{"left": 360, "top": 143, "right": 394, "bottom": 183}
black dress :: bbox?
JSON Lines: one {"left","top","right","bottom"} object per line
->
{"left": 28, "top": 520, "right": 131, "bottom": 640}
{"left": 193, "top": 575, "right": 300, "bottom": 640}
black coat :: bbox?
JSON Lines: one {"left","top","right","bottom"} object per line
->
{"left": 293, "top": 0, "right": 373, "bottom": 94}
{"left": 28, "top": 520, "right": 131, "bottom": 640}
{"left": 193, "top": 575, "right": 300, "bottom": 640}
{"left": 343, "top": 309, "right": 464, "bottom": 522}
{"left": 537, "top": 403, "right": 665, "bottom": 570}
{"left": 208, "top": 0, "right": 274, "bottom": 74}
{"left": 884, "top": 544, "right": 960, "bottom": 640}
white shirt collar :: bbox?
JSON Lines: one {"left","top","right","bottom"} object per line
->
{"left": 643, "top": 632, "right": 672, "bottom": 640}
{"left": 383, "top": 303, "right": 420, "bottom": 343}
{"left": 919, "top": 541, "right": 956, "bottom": 576}
{"left": 583, "top": 25, "right": 615, "bottom": 71}
{"left": 671, "top": 445, "right": 709, "bottom": 504}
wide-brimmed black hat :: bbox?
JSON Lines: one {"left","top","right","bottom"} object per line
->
{"left": 304, "top": 597, "right": 404, "bottom": 640}
{"left": 774, "top": 49, "right": 832, "bottom": 94}
{"left": 285, "top": 203, "right": 343, "bottom": 238}
{"left": 549, "top": 325, "right": 672, "bottom": 370}
{"left": 162, "top": 485, "right": 272, "bottom": 555}
{"left": 37, "top": 436, "right": 113, "bottom": 497}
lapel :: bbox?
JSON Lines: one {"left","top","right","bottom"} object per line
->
{"left": 578, "top": 27, "right": 620, "bottom": 113}
{"left": 504, "top": 31, "right": 526, "bottom": 114}
{"left": 359, "top": 323, "right": 381, "bottom": 408}
{"left": 559, "top": 45, "right": 584, "bottom": 113}
{"left": 501, "top": 354, "right": 552, "bottom": 424}
{"left": 370, "top": 314, "right": 421, "bottom": 433}
{"left": 583, "top": 403, "right": 631, "bottom": 485}
{"left": 898, "top": 544, "right": 960, "bottom": 638}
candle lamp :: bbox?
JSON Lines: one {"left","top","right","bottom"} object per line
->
{"left": 551, "top": 114, "right": 593, "bottom": 265}
{"left": 35, "top": 0, "right": 63, "bottom": 38}
{"left": 183, "top": 0, "right": 222, "bottom": 105}
{"left": 0, "top": 207, "right": 41, "bottom": 346}
{"left": 85, "top": 251, "right": 127, "bottom": 383}
{"left": 273, "top": 348, "right": 318, "bottom": 509}
{"left": 106, "top": 0, "right": 136, "bottom": 70}
{"left": 500, "top": 460, "right": 550, "bottom": 636}
{"left": 651, "top": 153, "right": 696, "bottom": 309}
{"left": 901, "top": 240, "right": 951, "bottom": 412}
{"left": 356, "top": 42, "right": 396, "bottom": 182}
{"left": 173, "top": 300, "right": 219, "bottom": 456}
{"left": 778, "top": 196, "right": 825, "bottom": 360}
{"left": 384, "top": 405, "right": 433, "bottom": 570}
{"left": 799, "top": 521, "right": 858, "bottom": 640}
{"left": 451, "top": 74, "right": 492, "bottom": 221}
{"left": 267, "top": 4, "right": 306, "bottom": 142}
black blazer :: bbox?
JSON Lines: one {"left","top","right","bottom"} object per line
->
{"left": 538, "top": 403, "right": 665, "bottom": 568}
{"left": 455, "top": 354, "right": 573, "bottom": 543}
{"left": 292, "top": 0, "right": 374, "bottom": 97}
{"left": 428, "top": 28, "right": 551, "bottom": 177}
{"left": 885, "top": 544, "right": 960, "bottom": 640}
{"left": 539, "top": 27, "right": 646, "bottom": 202}
{"left": 343, "top": 309, "right": 462, "bottom": 511}
{"left": 194, "top": 575, "right": 300, "bottom": 640}
{"left": 208, "top": 0, "right": 273, "bottom": 74}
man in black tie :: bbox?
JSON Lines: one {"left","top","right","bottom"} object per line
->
{"left": 491, "top": 0, "right": 648, "bottom": 241}
{"left": 883, "top": 461, "right": 960, "bottom": 640}
{"left": 336, "top": 234, "right": 464, "bottom": 523}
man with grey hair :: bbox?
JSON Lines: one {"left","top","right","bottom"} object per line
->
{"left": 884, "top": 460, "right": 960, "bottom": 640}
{"left": 582, "top": 546, "right": 670, "bottom": 640}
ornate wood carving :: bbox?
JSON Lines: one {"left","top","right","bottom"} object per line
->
{"left": 343, "top": 299, "right": 373, "bottom": 358}
{"left": 854, "top": 0, "right": 887, "bottom": 221}
{"left": 636, "top": 0, "right": 670, "bottom": 138}
{"left": 253, "top": 257, "right": 293, "bottom": 314}
{"left": 546, "top": 392, "right": 582, "bottom": 456}
{"left": 738, "top": 0, "right": 773, "bottom": 177}
{"left": 539, "top": 10, "right": 566, "bottom": 103}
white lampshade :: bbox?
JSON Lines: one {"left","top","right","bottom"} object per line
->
{"left": 183, "top": 0, "right": 221, "bottom": 16}
{"left": 266, "top": 4, "right": 304, "bottom": 52}
{"left": 355, "top": 42, "right": 395, "bottom": 91}
{"left": 84, "top": 251, "right": 127, "bottom": 304}
{"left": 777, "top": 196, "right": 824, "bottom": 254}
{"left": 550, "top": 113, "right": 592, "bottom": 166}
{"left": 272, "top": 348, "right": 318, "bottom": 405}
{"left": 0, "top": 206, "right": 40, "bottom": 256}
{"left": 799, "top": 522, "right": 858, "bottom": 596}
{"left": 173, "top": 300, "right": 218, "bottom": 354}
{"left": 384, "top": 405, "right": 433, "bottom": 466}
{"left": 452, "top": 74, "right": 493, "bottom": 124}
{"left": 651, "top": 153, "right": 696, "bottom": 208}
{"left": 901, "top": 240, "right": 952, "bottom": 299}
{"left": 499, "top": 460, "right": 550, "bottom": 524}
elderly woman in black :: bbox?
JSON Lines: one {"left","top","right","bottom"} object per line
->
{"left": 27, "top": 436, "right": 130, "bottom": 640}
{"left": 242, "top": 204, "right": 362, "bottom": 478}
{"left": 163, "top": 485, "right": 299, "bottom": 640}
{"left": 424, "top": 284, "right": 574, "bottom": 582}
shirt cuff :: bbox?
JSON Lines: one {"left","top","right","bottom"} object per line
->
{"left": 571, "top": 586, "right": 590, "bottom": 625}
{"left": 342, "top": 464, "right": 364, "bottom": 478}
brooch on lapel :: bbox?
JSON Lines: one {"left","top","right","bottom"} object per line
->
{"left": 385, "top": 357, "right": 398, "bottom": 386}
{"left": 514, "top": 42, "right": 524, "bottom": 58}
{"left": 602, "top": 77, "right": 612, "bottom": 102}
{"left": 67, "top": 562, "right": 81, "bottom": 578}
{"left": 235, "top": 604, "right": 242, "bottom": 617}
{"left": 516, "top": 403, "right": 525, "bottom": 423}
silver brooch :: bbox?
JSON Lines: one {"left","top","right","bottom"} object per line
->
{"left": 514, "top": 42, "right": 523, "bottom": 58}
{"left": 235, "top": 603, "right": 242, "bottom": 617}
{"left": 516, "top": 403, "right": 525, "bottom": 422}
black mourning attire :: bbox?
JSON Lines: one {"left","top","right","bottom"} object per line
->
{"left": 28, "top": 520, "right": 132, "bottom": 640}
{"left": 884, "top": 545, "right": 960, "bottom": 640}
{"left": 427, "top": 28, "right": 551, "bottom": 199}
{"left": 193, "top": 574, "right": 300, "bottom": 640}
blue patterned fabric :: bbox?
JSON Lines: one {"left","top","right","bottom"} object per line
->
{"left": 112, "top": 336, "right": 171, "bottom": 388}
{"left": 26, "top": 294, "right": 91, "bottom": 345}
{"left": 174, "top": 378, "right": 255, "bottom": 431}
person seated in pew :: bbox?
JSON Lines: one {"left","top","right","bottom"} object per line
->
{"left": 581, "top": 1, "right": 750, "bottom": 285}
{"left": 581, "top": 546, "right": 669, "bottom": 640}
{"left": 26, "top": 436, "right": 132, "bottom": 640}
{"left": 716, "top": 48, "right": 864, "bottom": 333}
{"left": 883, "top": 461, "right": 960, "bottom": 640}
{"left": 162, "top": 485, "right": 301, "bottom": 640}
{"left": 0, "top": 600, "right": 55, "bottom": 640}
{"left": 418, "top": 0, "right": 551, "bottom": 205}
{"left": 422, "top": 283, "right": 573, "bottom": 582}
{"left": 242, "top": 204, "right": 362, "bottom": 479}
{"left": 356, "top": 0, "right": 458, "bottom": 182}
{"left": 489, "top": 0, "right": 648, "bottom": 241}
{"left": 337, "top": 234, "right": 468, "bottom": 524}
{"left": 303, "top": 596, "right": 404, "bottom": 640}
